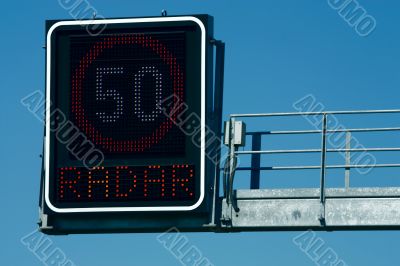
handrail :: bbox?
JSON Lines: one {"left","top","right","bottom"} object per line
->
{"left": 245, "top": 127, "right": 400, "bottom": 135}
{"left": 236, "top": 147, "right": 400, "bottom": 155}
{"left": 230, "top": 109, "right": 400, "bottom": 118}
{"left": 235, "top": 164, "right": 400, "bottom": 171}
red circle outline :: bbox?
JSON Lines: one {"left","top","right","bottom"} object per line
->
{"left": 71, "top": 34, "right": 184, "bottom": 153}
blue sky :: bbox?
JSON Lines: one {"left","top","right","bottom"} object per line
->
{"left": 2, "top": 0, "right": 400, "bottom": 265}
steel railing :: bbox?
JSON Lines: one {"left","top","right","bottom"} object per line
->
{"left": 223, "top": 109, "right": 400, "bottom": 220}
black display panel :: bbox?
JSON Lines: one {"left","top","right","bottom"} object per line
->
{"left": 46, "top": 18, "right": 207, "bottom": 211}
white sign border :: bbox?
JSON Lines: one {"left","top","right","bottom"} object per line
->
{"left": 45, "top": 16, "right": 206, "bottom": 213}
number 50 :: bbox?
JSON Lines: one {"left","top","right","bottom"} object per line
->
{"left": 95, "top": 66, "right": 163, "bottom": 123}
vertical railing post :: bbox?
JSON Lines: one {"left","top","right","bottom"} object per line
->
{"left": 319, "top": 114, "right": 327, "bottom": 225}
{"left": 250, "top": 133, "right": 262, "bottom": 189}
{"left": 228, "top": 117, "right": 236, "bottom": 205}
{"left": 345, "top": 131, "right": 351, "bottom": 189}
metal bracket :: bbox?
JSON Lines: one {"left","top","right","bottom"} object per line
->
{"left": 204, "top": 39, "right": 226, "bottom": 228}
{"left": 38, "top": 210, "right": 53, "bottom": 231}
{"left": 223, "top": 118, "right": 241, "bottom": 217}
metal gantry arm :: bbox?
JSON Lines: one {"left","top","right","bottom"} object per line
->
{"left": 221, "top": 109, "right": 400, "bottom": 230}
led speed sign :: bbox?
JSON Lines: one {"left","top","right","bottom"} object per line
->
{"left": 44, "top": 16, "right": 215, "bottom": 214}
